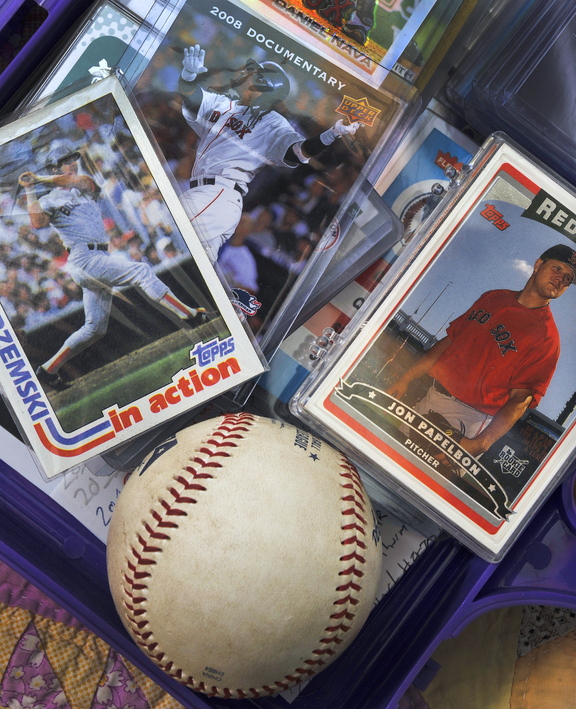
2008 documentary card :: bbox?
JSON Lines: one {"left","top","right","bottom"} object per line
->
{"left": 0, "top": 75, "right": 264, "bottom": 479}
{"left": 120, "top": 0, "right": 415, "bottom": 350}
{"left": 295, "top": 134, "right": 576, "bottom": 560}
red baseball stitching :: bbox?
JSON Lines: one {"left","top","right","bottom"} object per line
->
{"left": 120, "top": 413, "right": 370, "bottom": 698}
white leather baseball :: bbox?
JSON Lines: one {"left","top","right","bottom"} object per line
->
{"left": 107, "top": 412, "right": 382, "bottom": 699}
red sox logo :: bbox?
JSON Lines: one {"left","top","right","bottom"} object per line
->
{"left": 208, "top": 111, "right": 252, "bottom": 139}
{"left": 467, "top": 308, "right": 518, "bottom": 355}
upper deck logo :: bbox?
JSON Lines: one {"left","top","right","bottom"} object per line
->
{"left": 336, "top": 96, "right": 380, "bottom": 126}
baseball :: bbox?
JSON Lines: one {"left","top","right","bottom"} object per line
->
{"left": 107, "top": 412, "right": 382, "bottom": 698}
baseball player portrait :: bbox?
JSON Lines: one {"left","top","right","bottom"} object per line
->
{"left": 388, "top": 243, "right": 576, "bottom": 460}
{"left": 177, "top": 44, "right": 362, "bottom": 263}
{"left": 18, "top": 144, "right": 209, "bottom": 391}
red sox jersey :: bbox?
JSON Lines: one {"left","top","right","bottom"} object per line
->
{"left": 182, "top": 90, "right": 304, "bottom": 192}
{"left": 38, "top": 183, "right": 107, "bottom": 249}
{"left": 430, "top": 289, "right": 560, "bottom": 416}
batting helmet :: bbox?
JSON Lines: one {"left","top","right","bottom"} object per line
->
{"left": 247, "top": 60, "right": 290, "bottom": 107}
{"left": 45, "top": 143, "right": 81, "bottom": 173}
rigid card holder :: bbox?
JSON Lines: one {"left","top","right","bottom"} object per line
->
{"left": 292, "top": 132, "right": 576, "bottom": 561}
{"left": 444, "top": 0, "right": 541, "bottom": 114}
{"left": 466, "top": 0, "right": 576, "bottom": 185}
{"left": 256, "top": 180, "right": 403, "bottom": 359}
{"left": 0, "top": 74, "right": 265, "bottom": 480}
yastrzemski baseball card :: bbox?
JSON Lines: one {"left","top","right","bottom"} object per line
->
{"left": 0, "top": 76, "right": 264, "bottom": 479}
{"left": 123, "top": 0, "right": 403, "bottom": 342}
{"left": 295, "top": 135, "right": 576, "bottom": 560}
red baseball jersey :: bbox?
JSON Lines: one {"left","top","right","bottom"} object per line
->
{"left": 430, "top": 289, "right": 560, "bottom": 415}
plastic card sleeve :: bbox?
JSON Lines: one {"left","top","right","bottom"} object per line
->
{"left": 291, "top": 132, "right": 576, "bottom": 562}
{"left": 469, "top": 0, "right": 575, "bottom": 106}
{"left": 112, "top": 0, "right": 419, "bottom": 370}
{"left": 252, "top": 102, "right": 479, "bottom": 423}
{"left": 280, "top": 185, "right": 403, "bottom": 342}
{"left": 0, "top": 74, "right": 265, "bottom": 480}
{"left": 444, "top": 0, "right": 542, "bottom": 113}
{"left": 18, "top": 0, "right": 152, "bottom": 109}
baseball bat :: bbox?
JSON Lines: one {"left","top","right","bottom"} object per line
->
{"left": 19, "top": 174, "right": 54, "bottom": 185}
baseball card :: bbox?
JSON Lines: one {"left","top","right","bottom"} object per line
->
{"left": 0, "top": 75, "right": 265, "bottom": 480}
{"left": 294, "top": 133, "right": 576, "bottom": 560}
{"left": 248, "top": 0, "right": 474, "bottom": 89}
{"left": 246, "top": 0, "right": 442, "bottom": 83}
{"left": 117, "top": 0, "right": 416, "bottom": 353}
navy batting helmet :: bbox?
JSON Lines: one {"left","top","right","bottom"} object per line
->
{"left": 45, "top": 143, "right": 81, "bottom": 173}
{"left": 247, "top": 60, "right": 290, "bottom": 107}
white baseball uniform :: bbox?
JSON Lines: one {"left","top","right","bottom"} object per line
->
{"left": 180, "top": 90, "right": 304, "bottom": 261}
{"left": 38, "top": 181, "right": 193, "bottom": 373}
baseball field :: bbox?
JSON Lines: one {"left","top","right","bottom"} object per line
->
{"left": 45, "top": 317, "right": 228, "bottom": 432}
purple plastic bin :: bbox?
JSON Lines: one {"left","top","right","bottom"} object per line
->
{"left": 0, "top": 0, "right": 95, "bottom": 114}
{"left": 374, "top": 467, "right": 576, "bottom": 709}
{"left": 0, "top": 444, "right": 575, "bottom": 709}
{"left": 3, "top": 3, "right": 576, "bottom": 707}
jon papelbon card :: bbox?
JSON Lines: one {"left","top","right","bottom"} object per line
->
{"left": 295, "top": 134, "right": 576, "bottom": 561}
{"left": 0, "top": 76, "right": 264, "bottom": 479}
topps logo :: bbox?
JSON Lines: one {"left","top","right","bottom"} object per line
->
{"left": 523, "top": 189, "right": 576, "bottom": 240}
{"left": 192, "top": 335, "right": 235, "bottom": 367}
{"left": 480, "top": 204, "right": 509, "bottom": 230}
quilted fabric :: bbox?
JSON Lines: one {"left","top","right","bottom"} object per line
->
{"left": 0, "top": 562, "right": 184, "bottom": 709}
{"left": 401, "top": 605, "right": 576, "bottom": 709}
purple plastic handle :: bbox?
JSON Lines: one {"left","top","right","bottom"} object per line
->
{"left": 0, "top": 0, "right": 95, "bottom": 114}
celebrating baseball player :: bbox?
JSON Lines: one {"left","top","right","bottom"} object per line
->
{"left": 19, "top": 144, "right": 208, "bottom": 391}
{"left": 177, "top": 44, "right": 361, "bottom": 262}
{"left": 388, "top": 244, "right": 575, "bottom": 459}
